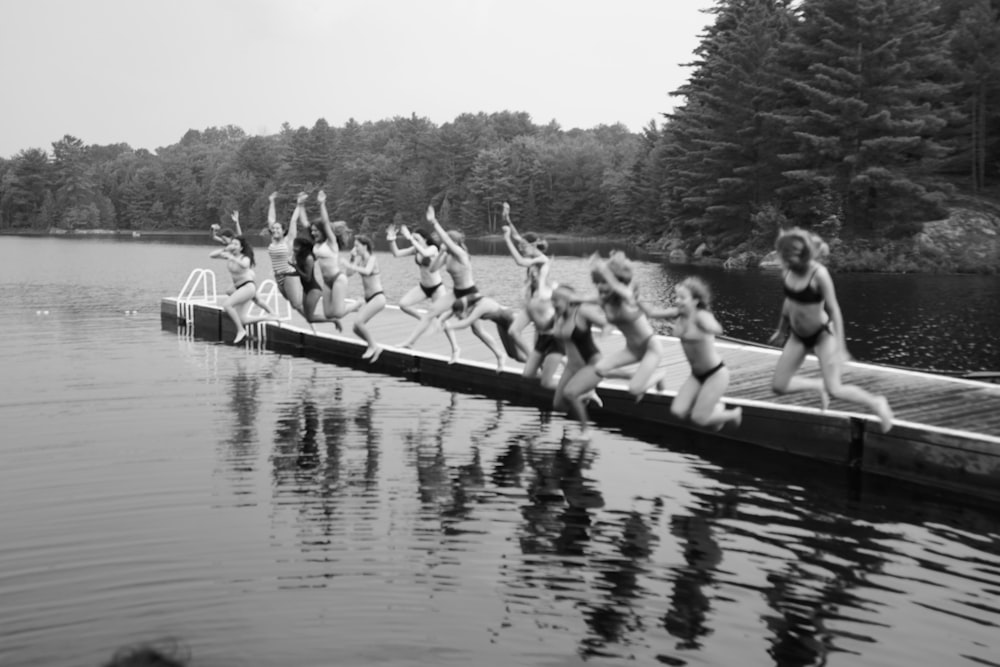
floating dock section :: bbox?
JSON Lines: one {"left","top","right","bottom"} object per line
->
{"left": 162, "top": 284, "right": 1000, "bottom": 505}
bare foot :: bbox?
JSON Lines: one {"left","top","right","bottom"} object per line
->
{"left": 448, "top": 347, "right": 461, "bottom": 364}
{"left": 584, "top": 390, "right": 603, "bottom": 408}
{"left": 874, "top": 396, "right": 893, "bottom": 433}
{"left": 362, "top": 347, "right": 375, "bottom": 359}
{"left": 820, "top": 388, "right": 830, "bottom": 412}
{"left": 397, "top": 341, "right": 413, "bottom": 349}
{"left": 332, "top": 319, "right": 343, "bottom": 333}
{"left": 730, "top": 406, "right": 743, "bottom": 429}
{"left": 496, "top": 355, "right": 507, "bottom": 374}
{"left": 368, "top": 346, "right": 383, "bottom": 363}
{"left": 233, "top": 330, "right": 247, "bottom": 344}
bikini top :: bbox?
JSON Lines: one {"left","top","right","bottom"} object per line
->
{"left": 415, "top": 253, "right": 433, "bottom": 268}
{"left": 783, "top": 267, "right": 823, "bottom": 304}
{"left": 313, "top": 243, "right": 336, "bottom": 260}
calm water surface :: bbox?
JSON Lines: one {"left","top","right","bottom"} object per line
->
{"left": 1, "top": 237, "right": 999, "bottom": 667}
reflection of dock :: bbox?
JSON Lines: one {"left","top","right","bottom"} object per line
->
{"left": 161, "top": 294, "right": 1000, "bottom": 504}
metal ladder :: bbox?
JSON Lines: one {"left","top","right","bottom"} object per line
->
{"left": 176, "top": 268, "right": 218, "bottom": 327}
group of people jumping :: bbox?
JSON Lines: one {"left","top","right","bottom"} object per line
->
{"left": 207, "top": 193, "right": 894, "bottom": 439}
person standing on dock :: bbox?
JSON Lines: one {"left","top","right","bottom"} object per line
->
{"left": 342, "top": 234, "right": 386, "bottom": 362}
{"left": 209, "top": 234, "right": 280, "bottom": 344}
{"left": 388, "top": 223, "right": 459, "bottom": 354}
{"left": 643, "top": 277, "right": 742, "bottom": 431}
{"left": 769, "top": 227, "right": 893, "bottom": 433}
{"left": 426, "top": 203, "right": 507, "bottom": 371}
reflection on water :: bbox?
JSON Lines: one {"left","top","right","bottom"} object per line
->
{"left": 1, "top": 236, "right": 1000, "bottom": 666}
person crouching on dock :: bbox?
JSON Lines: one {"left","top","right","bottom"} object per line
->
{"left": 342, "top": 234, "right": 386, "bottom": 362}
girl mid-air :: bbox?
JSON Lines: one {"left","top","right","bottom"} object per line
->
{"left": 388, "top": 223, "right": 458, "bottom": 354}
{"left": 299, "top": 190, "right": 352, "bottom": 325}
{"left": 209, "top": 235, "right": 279, "bottom": 343}
{"left": 643, "top": 277, "right": 742, "bottom": 431}
{"left": 342, "top": 234, "right": 387, "bottom": 362}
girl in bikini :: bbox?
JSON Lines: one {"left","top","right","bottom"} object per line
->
{"left": 299, "top": 190, "right": 351, "bottom": 324}
{"left": 388, "top": 223, "right": 458, "bottom": 353}
{"left": 500, "top": 202, "right": 550, "bottom": 361}
{"left": 560, "top": 252, "right": 663, "bottom": 437}
{"left": 426, "top": 204, "right": 506, "bottom": 371}
{"left": 342, "top": 234, "right": 386, "bottom": 362}
{"left": 643, "top": 277, "right": 742, "bottom": 430}
{"left": 262, "top": 191, "right": 304, "bottom": 314}
{"left": 769, "top": 227, "right": 893, "bottom": 433}
{"left": 209, "top": 235, "right": 279, "bottom": 343}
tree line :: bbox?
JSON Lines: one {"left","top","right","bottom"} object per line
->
{"left": 1, "top": 0, "right": 998, "bottom": 255}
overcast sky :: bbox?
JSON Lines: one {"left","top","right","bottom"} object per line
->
{"left": 0, "top": 0, "right": 716, "bottom": 159}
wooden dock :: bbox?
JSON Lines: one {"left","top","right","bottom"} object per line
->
{"left": 161, "top": 294, "right": 1000, "bottom": 504}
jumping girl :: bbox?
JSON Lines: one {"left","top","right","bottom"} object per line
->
{"left": 262, "top": 190, "right": 304, "bottom": 314}
{"left": 426, "top": 204, "right": 507, "bottom": 371}
{"left": 643, "top": 277, "right": 742, "bottom": 431}
{"left": 209, "top": 235, "right": 279, "bottom": 343}
{"left": 342, "top": 234, "right": 386, "bottom": 362}
{"left": 560, "top": 252, "right": 663, "bottom": 436}
{"left": 387, "top": 223, "right": 458, "bottom": 354}
{"left": 550, "top": 284, "right": 607, "bottom": 439}
{"left": 299, "top": 190, "right": 351, "bottom": 324}
{"left": 769, "top": 227, "right": 893, "bottom": 432}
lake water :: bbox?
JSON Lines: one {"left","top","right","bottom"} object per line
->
{"left": 1, "top": 236, "right": 999, "bottom": 667}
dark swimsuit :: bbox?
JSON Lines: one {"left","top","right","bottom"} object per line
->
{"left": 420, "top": 282, "right": 442, "bottom": 298}
{"left": 693, "top": 360, "right": 725, "bottom": 383}
{"left": 297, "top": 263, "right": 321, "bottom": 293}
{"left": 568, "top": 306, "right": 600, "bottom": 362}
{"left": 451, "top": 284, "right": 482, "bottom": 315}
{"left": 234, "top": 279, "right": 255, "bottom": 290}
{"left": 365, "top": 291, "right": 385, "bottom": 303}
{"left": 783, "top": 268, "right": 832, "bottom": 350}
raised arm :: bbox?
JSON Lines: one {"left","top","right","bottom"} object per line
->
{"left": 317, "top": 190, "right": 338, "bottom": 250}
{"left": 295, "top": 191, "right": 310, "bottom": 230}
{"left": 283, "top": 197, "right": 300, "bottom": 246}
{"left": 427, "top": 205, "right": 466, "bottom": 260}
{"left": 267, "top": 191, "right": 277, "bottom": 227}
{"left": 210, "top": 224, "right": 227, "bottom": 245}
{"left": 501, "top": 202, "right": 525, "bottom": 245}
{"left": 502, "top": 226, "right": 544, "bottom": 268}
{"left": 230, "top": 210, "right": 243, "bottom": 237}
{"left": 386, "top": 224, "right": 414, "bottom": 258}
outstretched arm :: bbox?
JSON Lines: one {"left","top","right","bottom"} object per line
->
{"left": 283, "top": 195, "right": 300, "bottom": 246}
{"left": 502, "top": 226, "right": 544, "bottom": 268}
{"left": 427, "top": 204, "right": 468, "bottom": 263}
{"left": 267, "top": 192, "right": 277, "bottom": 227}
{"left": 210, "top": 224, "right": 227, "bottom": 245}
{"left": 446, "top": 298, "right": 501, "bottom": 330}
{"left": 345, "top": 254, "right": 378, "bottom": 277}
{"left": 230, "top": 211, "right": 243, "bottom": 237}
{"left": 295, "top": 191, "right": 310, "bottom": 230}
{"left": 317, "top": 190, "right": 338, "bottom": 251}
{"left": 640, "top": 301, "right": 680, "bottom": 320}
{"left": 386, "top": 224, "right": 415, "bottom": 258}
{"left": 501, "top": 202, "right": 525, "bottom": 244}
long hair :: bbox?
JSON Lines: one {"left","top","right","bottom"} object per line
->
{"left": 234, "top": 236, "right": 255, "bottom": 267}
{"left": 776, "top": 227, "right": 829, "bottom": 264}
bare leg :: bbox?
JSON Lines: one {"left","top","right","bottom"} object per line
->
{"left": 688, "top": 367, "right": 741, "bottom": 431}
{"left": 471, "top": 321, "right": 506, "bottom": 372}
{"left": 815, "top": 337, "right": 893, "bottom": 432}
{"left": 354, "top": 295, "right": 387, "bottom": 361}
